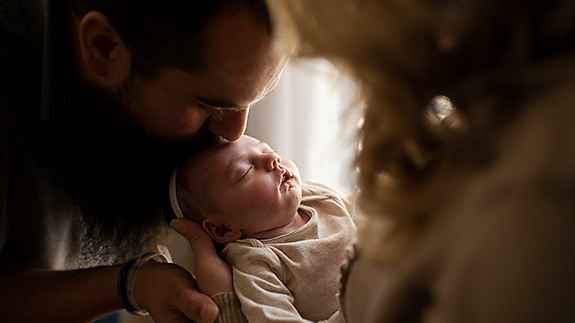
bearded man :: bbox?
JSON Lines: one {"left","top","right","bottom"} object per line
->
{"left": 0, "top": 1, "right": 288, "bottom": 322}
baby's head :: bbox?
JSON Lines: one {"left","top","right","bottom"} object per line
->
{"left": 171, "top": 135, "right": 302, "bottom": 243}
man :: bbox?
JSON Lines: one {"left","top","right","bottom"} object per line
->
{"left": 0, "top": 0, "right": 287, "bottom": 322}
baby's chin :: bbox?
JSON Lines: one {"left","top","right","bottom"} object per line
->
{"left": 290, "top": 186, "right": 304, "bottom": 210}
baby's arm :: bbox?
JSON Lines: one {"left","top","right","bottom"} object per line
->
{"left": 173, "top": 218, "right": 344, "bottom": 323}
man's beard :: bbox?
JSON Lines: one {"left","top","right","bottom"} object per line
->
{"left": 59, "top": 74, "right": 218, "bottom": 266}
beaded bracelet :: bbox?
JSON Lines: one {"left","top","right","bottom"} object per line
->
{"left": 116, "top": 252, "right": 169, "bottom": 316}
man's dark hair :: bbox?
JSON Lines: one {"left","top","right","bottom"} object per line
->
{"left": 67, "top": 0, "right": 271, "bottom": 80}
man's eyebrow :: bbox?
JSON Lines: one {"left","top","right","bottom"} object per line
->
{"left": 197, "top": 97, "right": 249, "bottom": 111}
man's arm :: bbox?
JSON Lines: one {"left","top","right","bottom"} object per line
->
{"left": 0, "top": 101, "right": 219, "bottom": 323}
{"left": 0, "top": 265, "right": 121, "bottom": 323}
{"left": 0, "top": 261, "right": 219, "bottom": 323}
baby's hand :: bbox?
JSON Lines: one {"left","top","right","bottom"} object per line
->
{"left": 171, "top": 218, "right": 234, "bottom": 296}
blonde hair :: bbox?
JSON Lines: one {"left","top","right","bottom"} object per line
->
{"left": 267, "top": 0, "right": 575, "bottom": 264}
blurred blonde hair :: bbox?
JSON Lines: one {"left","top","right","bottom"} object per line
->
{"left": 267, "top": 0, "right": 575, "bottom": 264}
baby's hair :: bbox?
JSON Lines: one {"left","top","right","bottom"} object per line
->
{"left": 176, "top": 152, "right": 219, "bottom": 224}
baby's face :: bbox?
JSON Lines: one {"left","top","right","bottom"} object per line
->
{"left": 200, "top": 135, "right": 302, "bottom": 236}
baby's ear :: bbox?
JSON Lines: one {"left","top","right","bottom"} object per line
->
{"left": 202, "top": 218, "right": 242, "bottom": 244}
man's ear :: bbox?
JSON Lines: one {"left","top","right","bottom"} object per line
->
{"left": 78, "top": 11, "right": 130, "bottom": 84}
{"left": 202, "top": 218, "right": 242, "bottom": 244}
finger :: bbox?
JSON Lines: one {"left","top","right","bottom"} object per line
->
{"left": 170, "top": 218, "right": 218, "bottom": 257}
{"left": 171, "top": 286, "right": 220, "bottom": 323}
{"left": 170, "top": 218, "right": 232, "bottom": 295}
{"left": 170, "top": 218, "right": 203, "bottom": 241}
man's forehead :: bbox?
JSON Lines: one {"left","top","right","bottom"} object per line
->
{"left": 200, "top": 9, "right": 289, "bottom": 106}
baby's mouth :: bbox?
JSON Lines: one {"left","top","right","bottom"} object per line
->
{"left": 280, "top": 168, "right": 294, "bottom": 192}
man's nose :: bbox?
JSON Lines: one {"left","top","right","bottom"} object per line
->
{"left": 206, "top": 108, "right": 249, "bottom": 141}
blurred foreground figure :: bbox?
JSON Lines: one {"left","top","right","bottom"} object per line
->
{"left": 266, "top": 0, "right": 575, "bottom": 322}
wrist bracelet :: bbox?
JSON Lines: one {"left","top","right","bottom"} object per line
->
{"left": 116, "top": 252, "right": 169, "bottom": 316}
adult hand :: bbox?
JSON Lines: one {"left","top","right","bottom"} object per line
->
{"left": 134, "top": 261, "right": 219, "bottom": 323}
{"left": 171, "top": 218, "right": 234, "bottom": 296}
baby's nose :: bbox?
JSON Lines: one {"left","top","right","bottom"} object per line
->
{"left": 266, "top": 154, "right": 281, "bottom": 171}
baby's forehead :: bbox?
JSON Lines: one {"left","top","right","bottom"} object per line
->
{"left": 237, "top": 135, "right": 261, "bottom": 146}
{"left": 199, "top": 135, "right": 263, "bottom": 164}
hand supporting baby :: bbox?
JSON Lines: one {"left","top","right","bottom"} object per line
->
{"left": 171, "top": 218, "right": 234, "bottom": 297}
